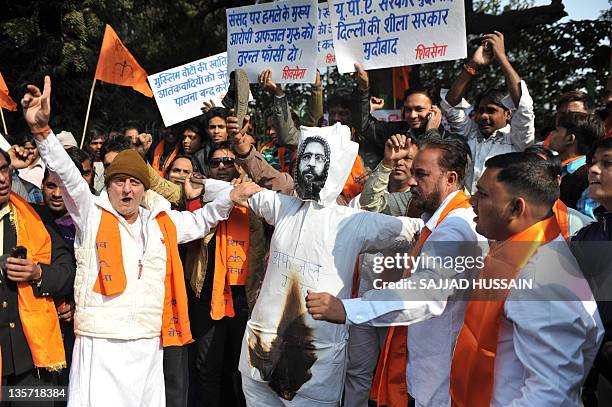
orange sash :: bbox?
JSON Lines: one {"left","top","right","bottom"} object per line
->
{"left": 152, "top": 140, "right": 178, "bottom": 176}
{"left": 552, "top": 199, "right": 570, "bottom": 241}
{"left": 370, "top": 191, "right": 472, "bottom": 406}
{"left": 342, "top": 155, "right": 366, "bottom": 203}
{"left": 561, "top": 155, "right": 585, "bottom": 167}
{"left": 210, "top": 207, "right": 250, "bottom": 320}
{"left": 449, "top": 215, "right": 560, "bottom": 407}
{"left": 8, "top": 193, "right": 66, "bottom": 371}
{"left": 93, "top": 209, "right": 192, "bottom": 346}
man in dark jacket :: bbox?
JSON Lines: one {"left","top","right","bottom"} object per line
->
{"left": 572, "top": 137, "right": 612, "bottom": 405}
{"left": 0, "top": 148, "right": 75, "bottom": 406}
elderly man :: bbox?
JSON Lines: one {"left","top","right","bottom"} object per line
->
{"left": 22, "top": 76, "right": 259, "bottom": 407}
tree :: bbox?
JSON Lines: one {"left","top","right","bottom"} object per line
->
{"left": 0, "top": 0, "right": 608, "bottom": 143}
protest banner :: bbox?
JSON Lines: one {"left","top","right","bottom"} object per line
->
{"left": 148, "top": 52, "right": 229, "bottom": 127}
{"left": 329, "top": 0, "right": 466, "bottom": 73}
{"left": 317, "top": 2, "right": 337, "bottom": 67}
{"left": 226, "top": 0, "right": 318, "bottom": 83}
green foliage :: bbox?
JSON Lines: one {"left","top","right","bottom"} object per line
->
{"left": 0, "top": 0, "right": 608, "bottom": 145}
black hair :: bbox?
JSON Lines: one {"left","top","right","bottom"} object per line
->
{"left": 523, "top": 145, "right": 562, "bottom": 178}
{"left": 485, "top": 152, "right": 559, "bottom": 208}
{"left": 100, "top": 135, "right": 131, "bottom": 163}
{"left": 556, "top": 112, "right": 604, "bottom": 155}
{"left": 122, "top": 123, "right": 140, "bottom": 134}
{"left": 403, "top": 88, "right": 434, "bottom": 104}
{"left": 587, "top": 138, "right": 612, "bottom": 165}
{"left": 208, "top": 141, "right": 234, "bottom": 161}
{"left": 164, "top": 154, "right": 198, "bottom": 180}
{"left": 87, "top": 128, "right": 108, "bottom": 144}
{"left": 0, "top": 149, "right": 10, "bottom": 165}
{"left": 556, "top": 91, "right": 594, "bottom": 114}
{"left": 327, "top": 91, "right": 352, "bottom": 111}
{"left": 475, "top": 87, "right": 509, "bottom": 112}
{"left": 420, "top": 138, "right": 469, "bottom": 187}
{"left": 205, "top": 107, "right": 229, "bottom": 126}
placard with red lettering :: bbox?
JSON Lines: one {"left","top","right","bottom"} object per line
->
{"left": 317, "top": 2, "right": 337, "bottom": 67}
{"left": 329, "top": 0, "right": 466, "bottom": 73}
{"left": 226, "top": 0, "right": 318, "bottom": 83}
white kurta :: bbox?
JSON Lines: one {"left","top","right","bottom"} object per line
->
{"left": 239, "top": 189, "right": 423, "bottom": 403}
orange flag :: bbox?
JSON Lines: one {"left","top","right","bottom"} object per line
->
{"left": 392, "top": 66, "right": 411, "bottom": 103}
{"left": 0, "top": 72, "right": 17, "bottom": 111}
{"left": 94, "top": 25, "right": 153, "bottom": 97}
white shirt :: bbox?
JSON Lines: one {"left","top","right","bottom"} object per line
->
{"left": 343, "top": 190, "right": 487, "bottom": 406}
{"left": 18, "top": 157, "right": 45, "bottom": 188}
{"left": 238, "top": 189, "right": 423, "bottom": 403}
{"left": 440, "top": 81, "right": 535, "bottom": 193}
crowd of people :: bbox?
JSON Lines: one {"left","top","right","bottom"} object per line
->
{"left": 1, "top": 31, "right": 612, "bottom": 407}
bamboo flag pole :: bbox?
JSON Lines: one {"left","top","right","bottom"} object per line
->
{"left": 0, "top": 107, "right": 7, "bottom": 136}
{"left": 80, "top": 78, "right": 97, "bottom": 149}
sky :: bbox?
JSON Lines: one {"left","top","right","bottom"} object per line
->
{"left": 501, "top": 0, "right": 609, "bottom": 21}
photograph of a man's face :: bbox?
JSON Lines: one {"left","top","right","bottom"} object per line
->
{"left": 295, "top": 137, "right": 330, "bottom": 201}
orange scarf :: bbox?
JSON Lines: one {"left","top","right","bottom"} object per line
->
{"left": 152, "top": 140, "right": 178, "bottom": 177}
{"left": 342, "top": 155, "right": 366, "bottom": 203}
{"left": 210, "top": 207, "right": 250, "bottom": 320}
{"left": 93, "top": 209, "right": 192, "bottom": 346}
{"left": 449, "top": 215, "right": 560, "bottom": 407}
{"left": 7, "top": 194, "right": 66, "bottom": 371}
{"left": 552, "top": 199, "right": 570, "bottom": 241}
{"left": 370, "top": 191, "right": 472, "bottom": 406}
{"left": 561, "top": 155, "right": 585, "bottom": 167}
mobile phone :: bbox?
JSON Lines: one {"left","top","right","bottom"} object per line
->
{"left": 426, "top": 113, "right": 433, "bottom": 121}
{"left": 11, "top": 246, "right": 27, "bottom": 259}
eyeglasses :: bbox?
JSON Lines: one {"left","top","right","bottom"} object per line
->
{"left": 209, "top": 157, "right": 235, "bottom": 168}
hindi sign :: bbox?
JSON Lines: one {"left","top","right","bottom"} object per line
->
{"left": 148, "top": 52, "right": 228, "bottom": 127}
{"left": 329, "top": 0, "right": 466, "bottom": 73}
{"left": 317, "top": 2, "right": 337, "bottom": 67}
{"left": 226, "top": 0, "right": 318, "bottom": 83}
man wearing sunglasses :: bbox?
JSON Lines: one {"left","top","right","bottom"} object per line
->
{"left": 185, "top": 140, "right": 266, "bottom": 406}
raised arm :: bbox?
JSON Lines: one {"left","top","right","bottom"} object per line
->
{"left": 302, "top": 70, "right": 324, "bottom": 127}
{"left": 258, "top": 69, "right": 300, "bottom": 149}
{"left": 23, "top": 76, "right": 96, "bottom": 232}
{"left": 228, "top": 112, "right": 295, "bottom": 195}
{"left": 484, "top": 31, "right": 521, "bottom": 107}
{"left": 359, "top": 134, "right": 412, "bottom": 212}
{"left": 445, "top": 43, "right": 492, "bottom": 107}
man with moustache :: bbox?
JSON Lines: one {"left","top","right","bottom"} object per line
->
{"left": 307, "top": 138, "right": 487, "bottom": 406}
{"left": 312, "top": 152, "right": 602, "bottom": 406}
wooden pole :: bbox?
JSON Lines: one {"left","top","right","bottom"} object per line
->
{"left": 80, "top": 78, "right": 97, "bottom": 149}
{"left": 0, "top": 107, "right": 7, "bottom": 136}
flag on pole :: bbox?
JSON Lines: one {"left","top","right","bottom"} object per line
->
{"left": 0, "top": 72, "right": 17, "bottom": 111}
{"left": 94, "top": 25, "right": 153, "bottom": 97}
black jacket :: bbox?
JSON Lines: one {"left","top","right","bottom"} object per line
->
{"left": 571, "top": 209, "right": 612, "bottom": 383}
{"left": 0, "top": 203, "right": 75, "bottom": 377}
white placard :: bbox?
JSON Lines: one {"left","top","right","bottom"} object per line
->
{"left": 226, "top": 0, "right": 318, "bottom": 83}
{"left": 148, "top": 53, "right": 228, "bottom": 127}
{"left": 317, "top": 2, "right": 337, "bottom": 67}
{"left": 329, "top": 0, "right": 467, "bottom": 73}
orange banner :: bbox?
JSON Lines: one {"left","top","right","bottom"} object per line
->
{"left": 94, "top": 25, "right": 153, "bottom": 97}
{"left": 0, "top": 72, "right": 17, "bottom": 111}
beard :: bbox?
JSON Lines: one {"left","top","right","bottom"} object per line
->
{"left": 411, "top": 184, "right": 443, "bottom": 214}
{"left": 295, "top": 168, "right": 327, "bottom": 201}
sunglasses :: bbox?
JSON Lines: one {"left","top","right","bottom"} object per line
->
{"left": 209, "top": 157, "right": 235, "bottom": 168}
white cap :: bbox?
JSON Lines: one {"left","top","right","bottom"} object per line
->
{"left": 56, "top": 131, "right": 78, "bottom": 148}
